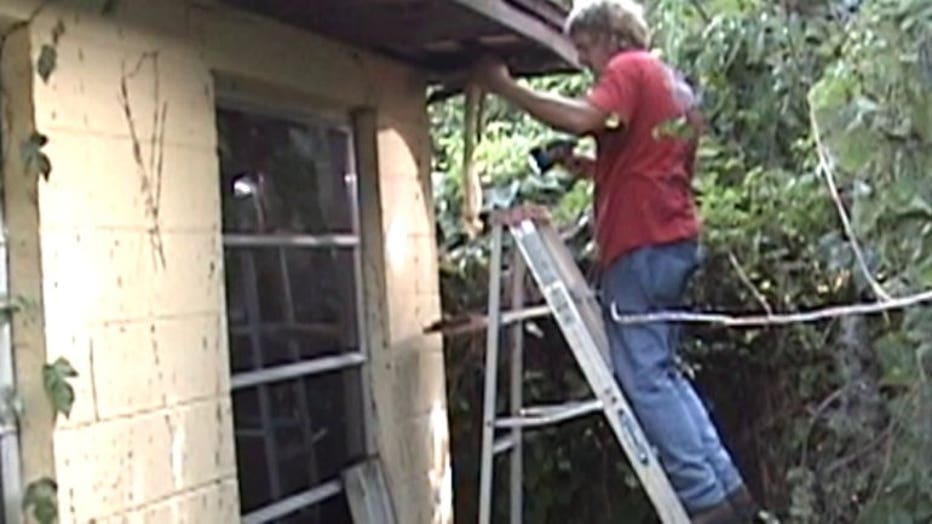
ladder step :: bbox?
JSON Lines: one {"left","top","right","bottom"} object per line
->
{"left": 501, "top": 304, "right": 550, "bottom": 326}
{"left": 493, "top": 399, "right": 602, "bottom": 429}
{"left": 492, "top": 434, "right": 517, "bottom": 455}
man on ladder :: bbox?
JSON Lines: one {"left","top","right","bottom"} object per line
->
{"left": 471, "top": 1, "right": 761, "bottom": 522}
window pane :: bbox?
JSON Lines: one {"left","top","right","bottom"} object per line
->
{"left": 233, "top": 368, "right": 366, "bottom": 513}
{"left": 217, "top": 108, "right": 354, "bottom": 235}
{"left": 276, "top": 493, "right": 353, "bottom": 524}
{"left": 229, "top": 334, "right": 253, "bottom": 375}
{"left": 224, "top": 246, "right": 359, "bottom": 372}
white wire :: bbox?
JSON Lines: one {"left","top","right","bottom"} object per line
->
{"left": 809, "top": 102, "right": 892, "bottom": 302}
{"left": 610, "top": 289, "right": 932, "bottom": 327}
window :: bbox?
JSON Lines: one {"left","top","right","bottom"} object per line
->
{"left": 0, "top": 186, "right": 20, "bottom": 524}
{"left": 217, "top": 106, "right": 368, "bottom": 524}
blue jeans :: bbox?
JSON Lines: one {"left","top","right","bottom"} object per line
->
{"left": 600, "top": 240, "right": 743, "bottom": 512}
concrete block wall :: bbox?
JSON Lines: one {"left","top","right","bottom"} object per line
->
{"left": 1, "top": 1, "right": 237, "bottom": 522}
{"left": 374, "top": 113, "right": 452, "bottom": 524}
{"left": 0, "top": 0, "right": 451, "bottom": 522}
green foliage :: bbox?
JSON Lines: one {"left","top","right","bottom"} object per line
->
{"left": 430, "top": 75, "right": 593, "bottom": 251}
{"left": 42, "top": 357, "right": 77, "bottom": 418}
{"left": 810, "top": 0, "right": 932, "bottom": 289}
{"left": 23, "top": 477, "right": 58, "bottom": 524}
{"left": 434, "top": 0, "right": 931, "bottom": 522}
{"left": 0, "top": 294, "right": 34, "bottom": 320}
{"left": 33, "top": 2, "right": 119, "bottom": 84}
{"left": 803, "top": 1, "right": 932, "bottom": 521}
{"left": 37, "top": 20, "right": 64, "bottom": 84}
{"left": 36, "top": 44, "right": 56, "bottom": 83}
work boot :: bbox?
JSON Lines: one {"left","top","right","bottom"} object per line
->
{"left": 690, "top": 500, "right": 740, "bottom": 524}
{"left": 726, "top": 485, "right": 779, "bottom": 523}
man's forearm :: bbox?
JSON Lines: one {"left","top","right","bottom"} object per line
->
{"left": 497, "top": 81, "right": 601, "bottom": 136}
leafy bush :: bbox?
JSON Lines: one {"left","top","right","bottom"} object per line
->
{"left": 432, "top": 1, "right": 932, "bottom": 521}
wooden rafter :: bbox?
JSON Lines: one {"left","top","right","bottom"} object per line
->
{"left": 448, "top": 0, "right": 578, "bottom": 66}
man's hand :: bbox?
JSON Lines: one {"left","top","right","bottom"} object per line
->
{"left": 561, "top": 154, "right": 596, "bottom": 179}
{"left": 469, "top": 56, "right": 514, "bottom": 94}
{"left": 539, "top": 142, "right": 595, "bottom": 179}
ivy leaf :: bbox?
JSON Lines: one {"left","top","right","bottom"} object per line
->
{"left": 20, "top": 132, "right": 53, "bottom": 180}
{"left": 23, "top": 477, "right": 57, "bottom": 524}
{"left": 28, "top": 132, "right": 47, "bottom": 149}
{"left": 36, "top": 44, "right": 57, "bottom": 84}
{"left": 37, "top": 153, "right": 53, "bottom": 180}
{"left": 34, "top": 501, "right": 57, "bottom": 524}
{"left": 42, "top": 357, "right": 78, "bottom": 418}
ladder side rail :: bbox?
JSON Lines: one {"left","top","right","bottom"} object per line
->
{"left": 537, "top": 224, "right": 613, "bottom": 364}
{"left": 478, "top": 223, "right": 506, "bottom": 524}
{"left": 511, "top": 220, "right": 691, "bottom": 524}
{"left": 508, "top": 253, "right": 526, "bottom": 524}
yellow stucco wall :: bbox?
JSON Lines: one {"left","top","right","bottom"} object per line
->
{"left": 0, "top": 0, "right": 449, "bottom": 522}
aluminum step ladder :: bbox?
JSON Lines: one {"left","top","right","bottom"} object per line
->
{"left": 478, "top": 213, "right": 690, "bottom": 524}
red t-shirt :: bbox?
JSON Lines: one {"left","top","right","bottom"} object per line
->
{"left": 587, "top": 50, "right": 701, "bottom": 267}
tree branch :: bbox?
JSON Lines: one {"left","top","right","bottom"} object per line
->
{"left": 728, "top": 251, "right": 773, "bottom": 316}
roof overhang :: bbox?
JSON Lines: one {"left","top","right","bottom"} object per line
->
{"left": 219, "top": 0, "right": 579, "bottom": 81}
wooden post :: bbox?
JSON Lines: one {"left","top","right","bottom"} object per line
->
{"left": 462, "top": 83, "right": 485, "bottom": 238}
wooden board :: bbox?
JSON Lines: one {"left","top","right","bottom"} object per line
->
{"left": 218, "top": 0, "right": 576, "bottom": 76}
{"left": 342, "top": 459, "right": 397, "bottom": 524}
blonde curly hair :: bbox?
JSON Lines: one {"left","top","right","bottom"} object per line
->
{"left": 564, "top": 0, "right": 651, "bottom": 49}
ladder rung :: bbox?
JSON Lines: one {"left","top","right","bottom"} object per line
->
{"left": 493, "top": 399, "right": 602, "bottom": 429}
{"left": 492, "top": 434, "right": 517, "bottom": 455}
{"left": 500, "top": 304, "right": 551, "bottom": 326}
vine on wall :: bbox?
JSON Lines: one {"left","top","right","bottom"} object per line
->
{"left": 1, "top": 1, "right": 121, "bottom": 522}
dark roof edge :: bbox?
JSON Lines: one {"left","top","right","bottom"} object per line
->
{"left": 449, "top": 0, "right": 577, "bottom": 68}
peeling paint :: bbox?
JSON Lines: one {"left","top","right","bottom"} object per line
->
{"left": 170, "top": 417, "right": 185, "bottom": 490}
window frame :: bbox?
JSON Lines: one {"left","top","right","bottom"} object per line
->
{"left": 216, "top": 96, "right": 374, "bottom": 524}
